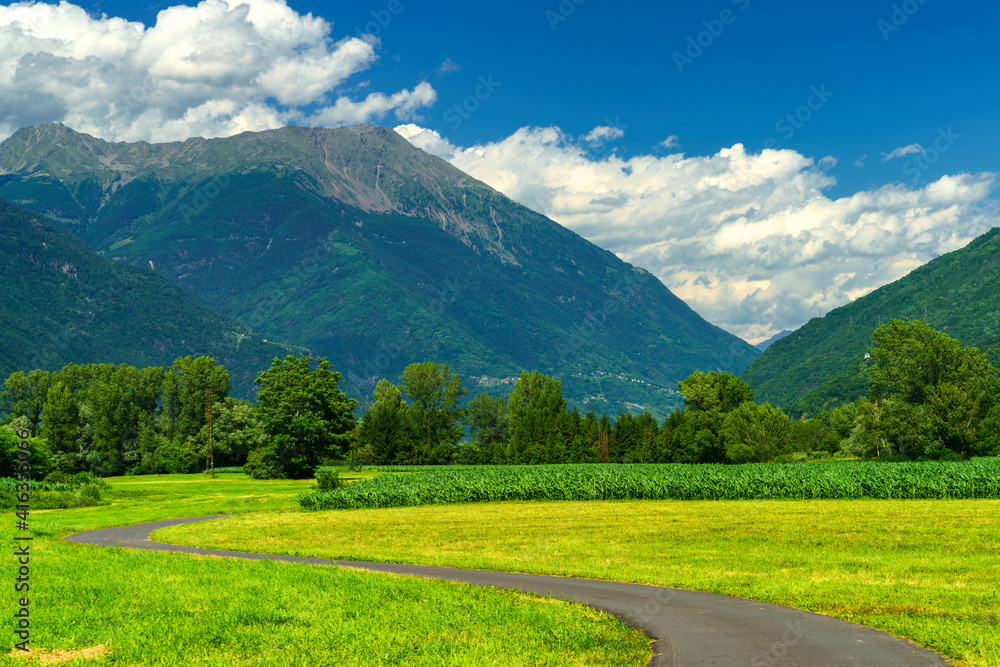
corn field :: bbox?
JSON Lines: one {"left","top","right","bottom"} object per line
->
{"left": 298, "top": 458, "right": 1000, "bottom": 510}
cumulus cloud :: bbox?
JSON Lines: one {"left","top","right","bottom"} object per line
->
{"left": 582, "top": 125, "right": 625, "bottom": 143}
{"left": 396, "top": 124, "right": 999, "bottom": 343}
{"left": 0, "top": 0, "right": 436, "bottom": 142}
{"left": 882, "top": 143, "right": 924, "bottom": 161}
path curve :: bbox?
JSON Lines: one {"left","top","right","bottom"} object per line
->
{"left": 66, "top": 516, "right": 954, "bottom": 667}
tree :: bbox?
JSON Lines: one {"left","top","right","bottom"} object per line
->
{"left": 162, "top": 356, "right": 231, "bottom": 443}
{"left": 251, "top": 355, "right": 357, "bottom": 478}
{"left": 789, "top": 418, "right": 838, "bottom": 457}
{"left": 39, "top": 381, "right": 80, "bottom": 473}
{"left": 193, "top": 398, "right": 264, "bottom": 467}
{"left": 859, "top": 320, "right": 998, "bottom": 458}
{"left": 722, "top": 402, "right": 792, "bottom": 463}
{"left": 358, "top": 380, "right": 418, "bottom": 465}
{"left": 463, "top": 393, "right": 509, "bottom": 464}
{"left": 400, "top": 362, "right": 467, "bottom": 461}
{"left": 673, "top": 371, "right": 755, "bottom": 463}
{"left": 0, "top": 370, "right": 53, "bottom": 435}
{"left": 507, "top": 370, "right": 566, "bottom": 463}
{"left": 678, "top": 371, "right": 754, "bottom": 413}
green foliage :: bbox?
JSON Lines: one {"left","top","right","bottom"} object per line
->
{"left": 356, "top": 380, "right": 417, "bottom": 465}
{"left": 743, "top": 227, "right": 1000, "bottom": 414}
{"left": 298, "top": 458, "right": 1000, "bottom": 510}
{"left": 789, "top": 418, "right": 838, "bottom": 457}
{"left": 0, "top": 425, "right": 52, "bottom": 479}
{"left": 0, "top": 199, "right": 292, "bottom": 399}
{"left": 400, "top": 362, "right": 466, "bottom": 461}
{"left": 669, "top": 371, "right": 757, "bottom": 463}
{"left": 463, "top": 392, "right": 509, "bottom": 464}
{"left": 39, "top": 381, "right": 79, "bottom": 468}
{"left": 193, "top": 397, "right": 264, "bottom": 468}
{"left": 315, "top": 469, "right": 341, "bottom": 491}
{"left": 854, "top": 320, "right": 998, "bottom": 459}
{"left": 251, "top": 354, "right": 357, "bottom": 478}
{"left": 162, "top": 355, "right": 231, "bottom": 443}
{"left": 722, "top": 402, "right": 793, "bottom": 463}
{"left": 243, "top": 446, "right": 284, "bottom": 480}
{"left": 0, "top": 369, "right": 52, "bottom": 435}
{"left": 1, "top": 125, "right": 760, "bottom": 416}
{"left": 507, "top": 370, "right": 566, "bottom": 463}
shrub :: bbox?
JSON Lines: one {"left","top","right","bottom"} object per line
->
{"left": 243, "top": 447, "right": 284, "bottom": 479}
{"left": 316, "top": 470, "right": 341, "bottom": 491}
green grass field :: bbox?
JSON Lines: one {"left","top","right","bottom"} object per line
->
{"left": 2, "top": 474, "right": 649, "bottom": 666}
{"left": 161, "top": 493, "right": 1000, "bottom": 667}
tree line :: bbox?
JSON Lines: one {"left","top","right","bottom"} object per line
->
{"left": 2, "top": 319, "right": 998, "bottom": 480}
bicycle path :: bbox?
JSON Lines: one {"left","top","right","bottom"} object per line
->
{"left": 65, "top": 515, "right": 954, "bottom": 667}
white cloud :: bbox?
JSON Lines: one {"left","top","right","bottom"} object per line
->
{"left": 882, "top": 143, "right": 924, "bottom": 161}
{"left": 0, "top": 0, "right": 436, "bottom": 142}
{"left": 397, "top": 124, "right": 1000, "bottom": 343}
{"left": 660, "top": 135, "right": 680, "bottom": 149}
{"left": 436, "top": 58, "right": 461, "bottom": 75}
{"left": 582, "top": 125, "right": 624, "bottom": 143}
{"left": 855, "top": 154, "right": 867, "bottom": 167}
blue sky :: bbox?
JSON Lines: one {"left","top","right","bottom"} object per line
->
{"left": 1, "top": 0, "right": 998, "bottom": 341}
{"left": 74, "top": 0, "right": 1000, "bottom": 197}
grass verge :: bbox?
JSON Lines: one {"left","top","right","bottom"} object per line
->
{"left": 159, "top": 498, "right": 1000, "bottom": 667}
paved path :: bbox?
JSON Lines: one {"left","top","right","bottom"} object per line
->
{"left": 66, "top": 515, "right": 954, "bottom": 667}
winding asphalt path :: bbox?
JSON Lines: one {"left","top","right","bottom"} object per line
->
{"left": 66, "top": 515, "right": 954, "bottom": 667}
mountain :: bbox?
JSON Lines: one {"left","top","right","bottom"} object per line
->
{"left": 0, "top": 198, "right": 296, "bottom": 396}
{"left": 0, "top": 123, "right": 760, "bottom": 416}
{"left": 756, "top": 330, "right": 793, "bottom": 352}
{"left": 741, "top": 228, "right": 1000, "bottom": 415}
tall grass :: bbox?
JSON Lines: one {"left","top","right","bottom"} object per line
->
{"left": 299, "top": 458, "right": 1000, "bottom": 510}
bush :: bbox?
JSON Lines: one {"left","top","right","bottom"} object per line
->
{"left": 316, "top": 470, "right": 341, "bottom": 491}
{"left": 243, "top": 447, "right": 284, "bottom": 479}
{"left": 44, "top": 470, "right": 73, "bottom": 485}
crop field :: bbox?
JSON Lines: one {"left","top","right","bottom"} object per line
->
{"left": 1, "top": 474, "right": 648, "bottom": 666}
{"left": 299, "top": 458, "right": 1000, "bottom": 510}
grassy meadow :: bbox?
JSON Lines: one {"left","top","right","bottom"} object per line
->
{"left": 2, "top": 473, "right": 650, "bottom": 666}
{"left": 161, "top": 486, "right": 1000, "bottom": 667}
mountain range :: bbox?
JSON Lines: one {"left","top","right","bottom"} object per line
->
{"left": 0, "top": 198, "right": 296, "bottom": 396}
{"left": 0, "top": 123, "right": 760, "bottom": 416}
{"left": 741, "top": 227, "right": 1000, "bottom": 415}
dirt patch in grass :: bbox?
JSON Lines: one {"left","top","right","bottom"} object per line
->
{"left": 9, "top": 645, "right": 108, "bottom": 665}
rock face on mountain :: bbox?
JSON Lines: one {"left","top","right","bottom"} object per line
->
{"left": 0, "top": 199, "right": 293, "bottom": 396}
{"left": 0, "top": 123, "right": 760, "bottom": 415}
{"left": 741, "top": 228, "right": 1000, "bottom": 415}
